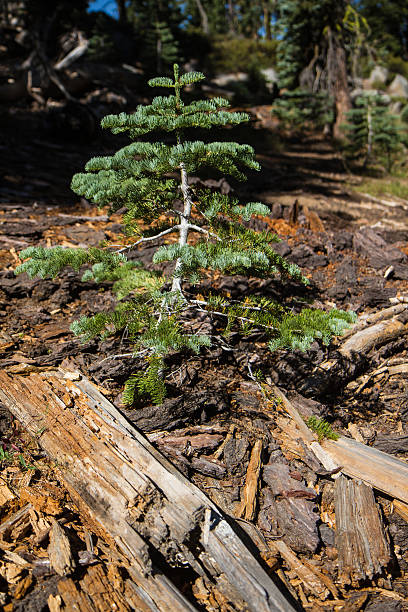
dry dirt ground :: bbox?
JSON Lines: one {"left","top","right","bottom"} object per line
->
{"left": 0, "top": 108, "right": 408, "bottom": 611}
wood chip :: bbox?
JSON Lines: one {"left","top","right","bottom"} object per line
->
{"left": 48, "top": 594, "right": 63, "bottom": 612}
{"left": 0, "top": 482, "right": 16, "bottom": 507}
{"left": 270, "top": 539, "right": 329, "bottom": 599}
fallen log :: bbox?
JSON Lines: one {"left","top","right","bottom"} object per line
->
{"left": 0, "top": 368, "right": 296, "bottom": 612}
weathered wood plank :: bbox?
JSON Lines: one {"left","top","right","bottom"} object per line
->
{"left": 0, "top": 369, "right": 296, "bottom": 612}
{"left": 322, "top": 436, "right": 408, "bottom": 504}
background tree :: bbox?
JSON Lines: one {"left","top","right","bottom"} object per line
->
{"left": 276, "top": 0, "right": 352, "bottom": 137}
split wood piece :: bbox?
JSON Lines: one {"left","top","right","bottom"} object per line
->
{"left": 0, "top": 482, "right": 16, "bottom": 507}
{"left": 236, "top": 439, "right": 263, "bottom": 520}
{"left": 0, "top": 504, "right": 32, "bottom": 540}
{"left": 48, "top": 519, "right": 76, "bottom": 577}
{"left": 393, "top": 500, "right": 408, "bottom": 522}
{"left": 322, "top": 436, "right": 408, "bottom": 505}
{"left": 270, "top": 539, "right": 329, "bottom": 599}
{"left": 334, "top": 475, "right": 391, "bottom": 586}
{"left": 267, "top": 383, "right": 340, "bottom": 473}
{"left": 336, "top": 303, "right": 408, "bottom": 348}
{"left": 0, "top": 370, "right": 296, "bottom": 612}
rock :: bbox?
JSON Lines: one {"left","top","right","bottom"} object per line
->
{"left": 212, "top": 72, "right": 248, "bottom": 87}
{"left": 390, "top": 101, "right": 403, "bottom": 114}
{"left": 367, "top": 65, "right": 389, "bottom": 87}
{"left": 350, "top": 87, "right": 365, "bottom": 101}
{"left": 353, "top": 227, "right": 406, "bottom": 269}
{"left": 260, "top": 68, "right": 278, "bottom": 92}
{"left": 260, "top": 67, "right": 278, "bottom": 84}
{"left": 388, "top": 74, "right": 408, "bottom": 99}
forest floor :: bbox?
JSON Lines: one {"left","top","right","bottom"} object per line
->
{"left": 0, "top": 105, "right": 408, "bottom": 611}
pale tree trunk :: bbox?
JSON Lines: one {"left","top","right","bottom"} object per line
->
{"left": 226, "top": 0, "right": 237, "bottom": 35}
{"left": 172, "top": 162, "right": 193, "bottom": 294}
{"left": 194, "top": 0, "right": 209, "bottom": 35}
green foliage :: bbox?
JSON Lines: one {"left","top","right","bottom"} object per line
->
{"left": 16, "top": 64, "right": 355, "bottom": 405}
{"left": 358, "top": 2, "right": 408, "bottom": 58}
{"left": 123, "top": 357, "right": 167, "bottom": 405}
{"left": 15, "top": 246, "right": 126, "bottom": 279}
{"left": 276, "top": 0, "right": 340, "bottom": 90}
{"left": 306, "top": 416, "right": 339, "bottom": 442}
{"left": 343, "top": 94, "right": 404, "bottom": 171}
{"left": 272, "top": 89, "right": 334, "bottom": 133}
{"left": 208, "top": 37, "right": 278, "bottom": 73}
{"left": 386, "top": 56, "right": 408, "bottom": 81}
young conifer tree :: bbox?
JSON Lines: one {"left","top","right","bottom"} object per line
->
{"left": 15, "top": 64, "right": 355, "bottom": 404}
{"left": 344, "top": 93, "right": 403, "bottom": 171}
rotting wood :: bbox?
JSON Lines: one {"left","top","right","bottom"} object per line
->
{"left": 334, "top": 475, "right": 391, "bottom": 586}
{"left": 268, "top": 384, "right": 408, "bottom": 506}
{"left": 0, "top": 368, "right": 297, "bottom": 612}
{"left": 0, "top": 504, "right": 32, "bottom": 539}
{"left": 269, "top": 539, "right": 329, "bottom": 599}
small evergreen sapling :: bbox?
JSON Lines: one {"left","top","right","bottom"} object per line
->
{"left": 343, "top": 94, "right": 403, "bottom": 171}
{"left": 16, "top": 64, "right": 355, "bottom": 404}
{"left": 272, "top": 89, "right": 334, "bottom": 133}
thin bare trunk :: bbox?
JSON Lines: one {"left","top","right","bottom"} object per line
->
{"left": 263, "top": 3, "right": 271, "bottom": 40}
{"left": 366, "top": 104, "right": 372, "bottom": 162}
{"left": 194, "top": 0, "right": 209, "bottom": 35}
{"left": 116, "top": 0, "right": 127, "bottom": 23}
{"left": 226, "top": 0, "right": 236, "bottom": 35}
{"left": 172, "top": 163, "right": 193, "bottom": 294}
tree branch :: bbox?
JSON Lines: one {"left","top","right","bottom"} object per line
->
{"left": 115, "top": 226, "right": 179, "bottom": 253}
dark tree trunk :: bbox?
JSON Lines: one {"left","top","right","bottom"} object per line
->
{"left": 326, "top": 1, "right": 351, "bottom": 139}
{"left": 263, "top": 1, "right": 272, "bottom": 40}
{"left": 116, "top": 0, "right": 127, "bottom": 23}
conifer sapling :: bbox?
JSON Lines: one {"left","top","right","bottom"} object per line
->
{"left": 15, "top": 64, "right": 356, "bottom": 404}
{"left": 343, "top": 93, "right": 403, "bottom": 171}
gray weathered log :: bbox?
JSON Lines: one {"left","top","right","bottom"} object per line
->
{"left": 0, "top": 369, "right": 295, "bottom": 612}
